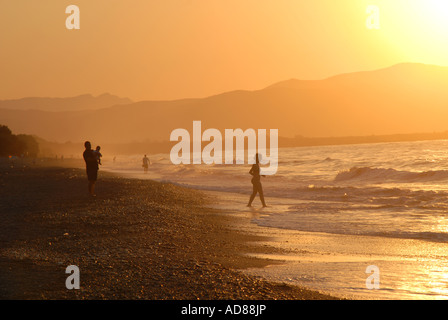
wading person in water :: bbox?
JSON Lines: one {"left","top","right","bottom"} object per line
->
{"left": 247, "top": 153, "right": 267, "bottom": 207}
{"left": 142, "top": 154, "right": 150, "bottom": 173}
{"left": 83, "top": 141, "right": 99, "bottom": 196}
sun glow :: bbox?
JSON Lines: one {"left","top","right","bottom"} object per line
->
{"left": 412, "top": 0, "right": 448, "bottom": 34}
{"left": 420, "top": 0, "right": 448, "bottom": 22}
{"left": 377, "top": 0, "right": 448, "bottom": 66}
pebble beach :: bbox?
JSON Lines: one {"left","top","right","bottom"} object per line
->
{"left": 0, "top": 160, "right": 338, "bottom": 300}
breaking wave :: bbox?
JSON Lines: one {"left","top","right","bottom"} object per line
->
{"left": 334, "top": 167, "right": 448, "bottom": 183}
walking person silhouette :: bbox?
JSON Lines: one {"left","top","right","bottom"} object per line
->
{"left": 247, "top": 153, "right": 267, "bottom": 207}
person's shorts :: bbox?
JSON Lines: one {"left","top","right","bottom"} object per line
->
{"left": 86, "top": 168, "right": 98, "bottom": 181}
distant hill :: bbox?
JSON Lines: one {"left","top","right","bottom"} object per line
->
{"left": 2, "top": 63, "right": 448, "bottom": 144}
{"left": 0, "top": 93, "right": 132, "bottom": 112}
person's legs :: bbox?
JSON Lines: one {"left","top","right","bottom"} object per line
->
{"left": 91, "top": 181, "right": 96, "bottom": 196}
{"left": 87, "top": 169, "right": 97, "bottom": 196}
{"left": 258, "top": 183, "right": 267, "bottom": 207}
{"left": 248, "top": 181, "right": 267, "bottom": 207}
{"left": 247, "top": 182, "right": 258, "bottom": 206}
{"left": 88, "top": 180, "right": 96, "bottom": 196}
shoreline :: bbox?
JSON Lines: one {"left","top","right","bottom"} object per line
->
{"left": 202, "top": 190, "right": 448, "bottom": 300}
{"left": 0, "top": 161, "right": 340, "bottom": 300}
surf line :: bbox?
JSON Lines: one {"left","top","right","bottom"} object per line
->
{"left": 170, "top": 121, "right": 278, "bottom": 175}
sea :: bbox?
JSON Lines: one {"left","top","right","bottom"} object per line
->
{"left": 102, "top": 139, "right": 448, "bottom": 300}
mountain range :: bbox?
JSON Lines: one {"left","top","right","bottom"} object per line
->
{"left": 0, "top": 93, "right": 132, "bottom": 112}
{"left": 2, "top": 63, "right": 448, "bottom": 145}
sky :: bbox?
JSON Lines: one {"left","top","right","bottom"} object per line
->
{"left": 1, "top": 0, "right": 448, "bottom": 101}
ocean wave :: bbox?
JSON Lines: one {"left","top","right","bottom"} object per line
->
{"left": 283, "top": 185, "right": 448, "bottom": 211}
{"left": 334, "top": 167, "right": 448, "bottom": 183}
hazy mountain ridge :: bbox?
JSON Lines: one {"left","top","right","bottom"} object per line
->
{"left": 2, "top": 63, "right": 448, "bottom": 144}
{"left": 0, "top": 93, "right": 133, "bottom": 112}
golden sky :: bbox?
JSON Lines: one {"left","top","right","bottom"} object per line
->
{"left": 1, "top": 0, "right": 448, "bottom": 101}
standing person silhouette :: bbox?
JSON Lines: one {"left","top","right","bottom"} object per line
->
{"left": 247, "top": 153, "right": 267, "bottom": 207}
{"left": 142, "top": 154, "right": 150, "bottom": 173}
{"left": 83, "top": 141, "right": 99, "bottom": 196}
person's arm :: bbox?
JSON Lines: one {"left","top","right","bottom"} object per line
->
{"left": 249, "top": 164, "right": 255, "bottom": 175}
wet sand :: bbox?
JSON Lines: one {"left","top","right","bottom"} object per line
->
{"left": 202, "top": 191, "right": 448, "bottom": 300}
{"left": 0, "top": 160, "right": 339, "bottom": 300}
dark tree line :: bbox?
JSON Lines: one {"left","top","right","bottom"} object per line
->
{"left": 0, "top": 125, "right": 39, "bottom": 157}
